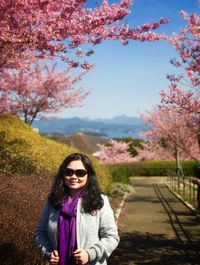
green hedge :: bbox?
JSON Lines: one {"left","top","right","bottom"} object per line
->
{"left": 108, "top": 165, "right": 131, "bottom": 184}
{"left": 108, "top": 160, "right": 199, "bottom": 180}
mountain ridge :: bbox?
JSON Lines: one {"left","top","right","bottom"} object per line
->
{"left": 82, "top": 114, "right": 141, "bottom": 125}
{"left": 32, "top": 115, "right": 147, "bottom": 138}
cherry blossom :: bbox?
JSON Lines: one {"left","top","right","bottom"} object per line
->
{"left": 0, "top": 0, "right": 168, "bottom": 70}
{"left": 139, "top": 107, "right": 200, "bottom": 162}
{"left": 0, "top": 62, "right": 88, "bottom": 125}
{"left": 93, "top": 139, "right": 134, "bottom": 164}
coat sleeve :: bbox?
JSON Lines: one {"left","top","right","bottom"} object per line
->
{"left": 34, "top": 200, "right": 53, "bottom": 260}
{"left": 86, "top": 195, "right": 120, "bottom": 263}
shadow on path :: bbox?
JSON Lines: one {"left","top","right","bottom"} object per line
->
{"left": 108, "top": 178, "right": 200, "bottom": 265}
{"left": 108, "top": 231, "right": 200, "bottom": 265}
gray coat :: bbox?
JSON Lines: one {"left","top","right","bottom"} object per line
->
{"left": 34, "top": 195, "right": 119, "bottom": 265}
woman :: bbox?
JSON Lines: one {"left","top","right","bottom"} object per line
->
{"left": 34, "top": 153, "right": 119, "bottom": 265}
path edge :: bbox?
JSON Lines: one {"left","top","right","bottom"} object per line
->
{"left": 166, "top": 183, "right": 197, "bottom": 213}
{"left": 114, "top": 192, "right": 130, "bottom": 224}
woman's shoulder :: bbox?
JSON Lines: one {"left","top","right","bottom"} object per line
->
{"left": 41, "top": 199, "right": 58, "bottom": 214}
{"left": 101, "top": 194, "right": 109, "bottom": 201}
{"left": 100, "top": 194, "right": 112, "bottom": 209}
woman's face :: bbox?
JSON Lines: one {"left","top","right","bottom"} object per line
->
{"left": 63, "top": 160, "right": 88, "bottom": 195}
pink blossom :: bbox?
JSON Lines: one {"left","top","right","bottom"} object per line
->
{"left": 0, "top": 0, "right": 168, "bottom": 71}
{"left": 75, "top": 49, "right": 84, "bottom": 57}
{"left": 68, "top": 60, "right": 80, "bottom": 68}
{"left": 93, "top": 139, "right": 135, "bottom": 164}
{"left": 80, "top": 62, "right": 95, "bottom": 70}
{"left": 138, "top": 107, "right": 200, "bottom": 161}
{"left": 0, "top": 62, "right": 89, "bottom": 125}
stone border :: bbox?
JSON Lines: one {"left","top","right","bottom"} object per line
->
{"left": 114, "top": 193, "right": 129, "bottom": 224}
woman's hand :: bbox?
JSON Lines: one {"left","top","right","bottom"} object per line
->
{"left": 50, "top": 250, "right": 59, "bottom": 264}
{"left": 73, "top": 248, "right": 89, "bottom": 265}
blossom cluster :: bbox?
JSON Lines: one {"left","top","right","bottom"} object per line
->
{"left": 93, "top": 139, "right": 134, "bottom": 164}
{"left": 0, "top": 63, "right": 88, "bottom": 125}
{"left": 0, "top": 0, "right": 168, "bottom": 70}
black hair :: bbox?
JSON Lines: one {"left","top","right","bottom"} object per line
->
{"left": 48, "top": 153, "right": 104, "bottom": 212}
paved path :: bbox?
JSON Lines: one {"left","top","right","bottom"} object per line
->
{"left": 108, "top": 177, "right": 200, "bottom": 265}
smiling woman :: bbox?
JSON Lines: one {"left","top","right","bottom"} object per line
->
{"left": 34, "top": 153, "right": 119, "bottom": 265}
{"left": 63, "top": 160, "right": 88, "bottom": 197}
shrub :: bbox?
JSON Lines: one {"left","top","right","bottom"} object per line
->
{"left": 116, "top": 137, "right": 144, "bottom": 156}
{"left": 108, "top": 160, "right": 199, "bottom": 179}
{"left": 108, "top": 165, "right": 131, "bottom": 184}
{"left": 0, "top": 173, "right": 48, "bottom": 265}
{"left": 110, "top": 182, "right": 134, "bottom": 198}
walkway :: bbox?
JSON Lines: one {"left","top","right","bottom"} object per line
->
{"left": 108, "top": 177, "right": 200, "bottom": 265}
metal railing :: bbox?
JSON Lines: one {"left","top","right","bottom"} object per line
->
{"left": 167, "top": 174, "right": 200, "bottom": 211}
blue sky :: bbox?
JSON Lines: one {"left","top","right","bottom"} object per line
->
{"left": 58, "top": 0, "right": 199, "bottom": 119}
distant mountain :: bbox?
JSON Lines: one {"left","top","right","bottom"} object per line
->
{"left": 88, "top": 115, "right": 142, "bottom": 125}
{"left": 32, "top": 115, "right": 148, "bottom": 139}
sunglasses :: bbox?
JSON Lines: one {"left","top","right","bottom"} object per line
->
{"left": 64, "top": 168, "right": 87, "bottom": 178}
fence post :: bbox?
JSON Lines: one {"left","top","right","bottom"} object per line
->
{"left": 197, "top": 182, "right": 200, "bottom": 212}
{"left": 189, "top": 177, "right": 192, "bottom": 204}
{"left": 183, "top": 176, "right": 185, "bottom": 199}
{"left": 177, "top": 174, "right": 180, "bottom": 195}
{"left": 194, "top": 164, "right": 200, "bottom": 213}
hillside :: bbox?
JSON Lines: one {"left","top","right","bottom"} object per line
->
{"left": 0, "top": 114, "right": 76, "bottom": 175}
{"left": 59, "top": 132, "right": 108, "bottom": 154}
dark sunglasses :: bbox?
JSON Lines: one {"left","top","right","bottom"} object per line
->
{"left": 64, "top": 168, "right": 87, "bottom": 178}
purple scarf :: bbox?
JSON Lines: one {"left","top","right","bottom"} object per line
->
{"left": 58, "top": 192, "right": 82, "bottom": 265}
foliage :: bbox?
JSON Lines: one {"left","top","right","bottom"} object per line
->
{"left": 0, "top": 173, "right": 48, "bottom": 265}
{"left": 110, "top": 182, "right": 134, "bottom": 198}
{"left": 108, "top": 160, "right": 199, "bottom": 177}
{"left": 108, "top": 165, "right": 132, "bottom": 184}
{"left": 0, "top": 113, "right": 112, "bottom": 192}
{"left": 0, "top": 131, "right": 37, "bottom": 175}
{"left": 116, "top": 137, "right": 144, "bottom": 157}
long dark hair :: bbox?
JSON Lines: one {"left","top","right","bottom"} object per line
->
{"left": 48, "top": 153, "right": 104, "bottom": 212}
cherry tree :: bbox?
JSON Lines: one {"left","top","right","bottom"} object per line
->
{"left": 132, "top": 141, "right": 174, "bottom": 162}
{"left": 0, "top": 0, "right": 170, "bottom": 124}
{"left": 165, "top": 10, "right": 200, "bottom": 88}
{"left": 139, "top": 107, "right": 200, "bottom": 173}
{"left": 0, "top": 63, "right": 88, "bottom": 125}
{"left": 160, "top": 9, "right": 200, "bottom": 155}
{"left": 160, "top": 86, "right": 200, "bottom": 150}
{"left": 0, "top": 0, "right": 168, "bottom": 70}
{"left": 93, "top": 139, "right": 134, "bottom": 164}
{"left": 129, "top": 8, "right": 200, "bottom": 166}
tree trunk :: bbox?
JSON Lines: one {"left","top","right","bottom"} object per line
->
{"left": 175, "top": 145, "right": 183, "bottom": 176}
